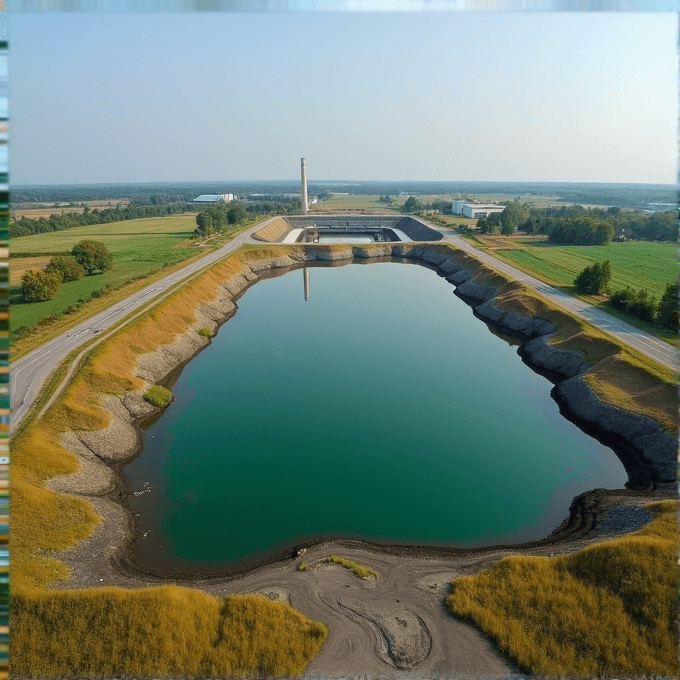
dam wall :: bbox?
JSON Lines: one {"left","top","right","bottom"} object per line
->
{"left": 252, "top": 217, "right": 292, "bottom": 243}
{"left": 284, "top": 215, "right": 443, "bottom": 242}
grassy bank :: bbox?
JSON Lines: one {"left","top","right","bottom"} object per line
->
{"left": 12, "top": 588, "right": 327, "bottom": 678}
{"left": 447, "top": 500, "right": 679, "bottom": 676}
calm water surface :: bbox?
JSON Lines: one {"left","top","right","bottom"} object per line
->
{"left": 125, "top": 260, "right": 627, "bottom": 572}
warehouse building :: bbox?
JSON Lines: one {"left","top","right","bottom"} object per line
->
{"left": 193, "top": 193, "right": 237, "bottom": 204}
{"left": 452, "top": 200, "right": 505, "bottom": 219}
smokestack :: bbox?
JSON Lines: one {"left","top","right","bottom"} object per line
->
{"left": 303, "top": 266, "right": 310, "bottom": 301}
{"left": 301, "top": 158, "right": 309, "bottom": 215}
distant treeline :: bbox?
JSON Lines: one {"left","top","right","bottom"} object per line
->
{"left": 10, "top": 202, "right": 193, "bottom": 238}
{"left": 540, "top": 206, "right": 676, "bottom": 243}
{"left": 12, "top": 181, "right": 675, "bottom": 207}
{"left": 194, "top": 199, "right": 301, "bottom": 235}
{"left": 477, "top": 203, "right": 676, "bottom": 243}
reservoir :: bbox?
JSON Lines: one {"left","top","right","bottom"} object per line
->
{"left": 125, "top": 260, "right": 627, "bottom": 573}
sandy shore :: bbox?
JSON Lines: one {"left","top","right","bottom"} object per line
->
{"left": 45, "top": 246, "right": 677, "bottom": 676}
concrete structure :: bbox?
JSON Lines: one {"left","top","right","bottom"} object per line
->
{"left": 452, "top": 200, "right": 505, "bottom": 219}
{"left": 301, "top": 158, "right": 309, "bottom": 215}
{"left": 193, "top": 193, "right": 236, "bottom": 204}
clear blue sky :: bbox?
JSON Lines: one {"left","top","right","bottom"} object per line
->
{"left": 11, "top": 12, "right": 678, "bottom": 184}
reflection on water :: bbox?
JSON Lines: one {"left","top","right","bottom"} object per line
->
{"left": 317, "top": 234, "right": 375, "bottom": 243}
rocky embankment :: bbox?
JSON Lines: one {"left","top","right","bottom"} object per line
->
{"left": 130, "top": 242, "right": 675, "bottom": 490}
{"left": 53, "top": 241, "right": 674, "bottom": 523}
{"left": 45, "top": 241, "right": 676, "bottom": 678}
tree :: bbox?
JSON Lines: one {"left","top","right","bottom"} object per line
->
{"left": 45, "top": 255, "right": 85, "bottom": 282}
{"left": 227, "top": 202, "right": 247, "bottom": 224}
{"left": 644, "top": 212, "right": 677, "bottom": 241}
{"left": 595, "top": 221, "right": 615, "bottom": 245}
{"left": 656, "top": 282, "right": 679, "bottom": 330}
{"left": 71, "top": 240, "right": 113, "bottom": 274}
{"left": 404, "top": 196, "right": 419, "bottom": 211}
{"left": 195, "top": 212, "right": 213, "bottom": 234}
{"left": 521, "top": 217, "right": 537, "bottom": 234}
{"left": 574, "top": 260, "right": 611, "bottom": 294}
{"left": 608, "top": 287, "right": 636, "bottom": 312}
{"left": 627, "top": 289, "right": 657, "bottom": 323}
{"left": 500, "top": 202, "right": 527, "bottom": 235}
{"left": 485, "top": 212, "right": 502, "bottom": 234}
{"left": 22, "top": 270, "right": 62, "bottom": 302}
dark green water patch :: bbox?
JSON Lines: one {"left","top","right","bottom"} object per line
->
{"left": 125, "top": 260, "right": 627, "bottom": 574}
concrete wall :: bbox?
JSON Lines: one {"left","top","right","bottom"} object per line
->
{"left": 252, "top": 217, "right": 293, "bottom": 243}
{"left": 284, "top": 216, "right": 442, "bottom": 242}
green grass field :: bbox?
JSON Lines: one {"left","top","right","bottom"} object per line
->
{"left": 312, "top": 194, "right": 401, "bottom": 212}
{"left": 10, "top": 216, "right": 201, "bottom": 331}
{"left": 486, "top": 241, "right": 677, "bottom": 300}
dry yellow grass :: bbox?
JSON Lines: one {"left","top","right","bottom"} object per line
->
{"left": 9, "top": 256, "right": 53, "bottom": 286}
{"left": 447, "top": 500, "right": 679, "bottom": 676}
{"left": 252, "top": 216, "right": 293, "bottom": 242}
{"left": 11, "top": 245, "right": 329, "bottom": 677}
{"left": 324, "top": 555, "right": 378, "bottom": 579}
{"left": 12, "top": 587, "right": 327, "bottom": 678}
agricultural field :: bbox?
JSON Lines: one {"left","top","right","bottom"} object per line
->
{"left": 11, "top": 215, "right": 202, "bottom": 332}
{"left": 472, "top": 235, "right": 676, "bottom": 301}
{"left": 11, "top": 199, "right": 129, "bottom": 220}
{"left": 311, "top": 194, "right": 401, "bottom": 213}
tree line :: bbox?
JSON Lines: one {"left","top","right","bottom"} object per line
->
{"left": 193, "top": 199, "right": 301, "bottom": 236}
{"left": 574, "top": 259, "right": 678, "bottom": 330}
{"left": 11, "top": 202, "right": 194, "bottom": 238}
{"left": 475, "top": 202, "right": 676, "bottom": 243}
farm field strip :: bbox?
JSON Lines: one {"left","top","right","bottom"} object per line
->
{"left": 9, "top": 217, "right": 276, "bottom": 429}
{"left": 10, "top": 216, "right": 201, "bottom": 331}
{"left": 482, "top": 241, "right": 677, "bottom": 301}
{"left": 442, "top": 233, "right": 678, "bottom": 370}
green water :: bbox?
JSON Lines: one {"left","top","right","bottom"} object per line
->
{"left": 125, "top": 260, "right": 627, "bottom": 573}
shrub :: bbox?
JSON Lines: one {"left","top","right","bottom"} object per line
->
{"left": 45, "top": 255, "right": 85, "bottom": 282}
{"left": 297, "top": 562, "right": 308, "bottom": 571}
{"left": 627, "top": 289, "right": 657, "bottom": 323}
{"left": 325, "top": 555, "right": 378, "bottom": 579}
{"left": 71, "top": 240, "right": 113, "bottom": 274}
{"left": 143, "top": 385, "right": 172, "bottom": 408}
{"left": 21, "top": 270, "right": 62, "bottom": 302}
{"left": 608, "top": 287, "right": 636, "bottom": 312}
{"left": 574, "top": 260, "right": 611, "bottom": 295}
{"left": 198, "top": 327, "right": 212, "bottom": 337}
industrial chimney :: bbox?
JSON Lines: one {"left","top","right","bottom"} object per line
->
{"left": 301, "top": 158, "right": 309, "bottom": 215}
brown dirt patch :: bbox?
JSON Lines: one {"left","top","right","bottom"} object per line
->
{"left": 10, "top": 255, "right": 53, "bottom": 285}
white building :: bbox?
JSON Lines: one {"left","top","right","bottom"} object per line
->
{"left": 452, "top": 200, "right": 505, "bottom": 219}
{"left": 193, "top": 193, "right": 237, "bottom": 204}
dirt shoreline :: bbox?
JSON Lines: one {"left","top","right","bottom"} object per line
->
{"left": 47, "top": 243, "right": 677, "bottom": 676}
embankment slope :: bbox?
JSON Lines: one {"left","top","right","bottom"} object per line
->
{"left": 11, "top": 242, "right": 677, "bottom": 678}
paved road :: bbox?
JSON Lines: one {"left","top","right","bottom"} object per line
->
{"left": 426, "top": 222, "right": 678, "bottom": 371}
{"left": 10, "top": 218, "right": 276, "bottom": 430}
{"left": 11, "top": 215, "right": 677, "bottom": 431}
